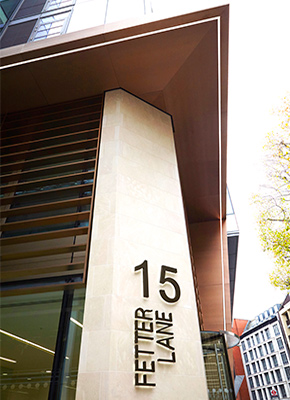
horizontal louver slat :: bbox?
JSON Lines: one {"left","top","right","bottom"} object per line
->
{"left": 1, "top": 197, "right": 92, "bottom": 218}
{"left": 0, "top": 148, "right": 97, "bottom": 175}
{"left": 0, "top": 94, "right": 103, "bottom": 295}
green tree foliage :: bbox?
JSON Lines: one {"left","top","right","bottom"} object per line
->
{"left": 254, "top": 93, "right": 290, "bottom": 290}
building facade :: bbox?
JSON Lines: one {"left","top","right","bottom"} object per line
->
{"left": 1, "top": 2, "right": 237, "bottom": 399}
{"left": 278, "top": 294, "right": 290, "bottom": 357}
{"left": 240, "top": 302, "right": 290, "bottom": 400}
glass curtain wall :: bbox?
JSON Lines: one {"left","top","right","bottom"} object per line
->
{"left": 0, "top": 288, "right": 85, "bottom": 400}
{"left": 201, "top": 331, "right": 235, "bottom": 400}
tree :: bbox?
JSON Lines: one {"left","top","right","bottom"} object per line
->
{"left": 254, "top": 93, "right": 290, "bottom": 291}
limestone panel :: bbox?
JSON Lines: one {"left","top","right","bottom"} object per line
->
{"left": 76, "top": 89, "right": 208, "bottom": 399}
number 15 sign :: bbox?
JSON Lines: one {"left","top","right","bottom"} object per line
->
{"left": 133, "top": 260, "right": 181, "bottom": 387}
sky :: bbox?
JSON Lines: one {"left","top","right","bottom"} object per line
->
{"left": 227, "top": 0, "right": 290, "bottom": 320}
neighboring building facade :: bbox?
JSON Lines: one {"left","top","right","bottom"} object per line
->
{"left": 0, "top": 2, "right": 237, "bottom": 399}
{"left": 240, "top": 302, "right": 290, "bottom": 400}
{"left": 278, "top": 294, "right": 290, "bottom": 358}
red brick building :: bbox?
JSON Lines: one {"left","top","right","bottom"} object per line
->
{"left": 233, "top": 319, "right": 251, "bottom": 400}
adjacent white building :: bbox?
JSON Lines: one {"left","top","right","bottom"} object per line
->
{"left": 240, "top": 299, "right": 290, "bottom": 400}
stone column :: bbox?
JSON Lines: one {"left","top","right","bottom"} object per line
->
{"left": 76, "top": 89, "right": 208, "bottom": 399}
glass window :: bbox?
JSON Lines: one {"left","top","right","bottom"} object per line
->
{"left": 252, "top": 391, "right": 257, "bottom": 400}
{"left": 279, "top": 384, "right": 287, "bottom": 398}
{"left": 244, "top": 352, "right": 249, "bottom": 363}
{"left": 261, "top": 359, "right": 267, "bottom": 370}
{"left": 247, "top": 338, "right": 251, "bottom": 348}
{"left": 258, "top": 346, "right": 264, "bottom": 357}
{"left": 251, "top": 337, "right": 255, "bottom": 346}
{"left": 285, "top": 366, "right": 290, "bottom": 380}
{"left": 268, "top": 340, "right": 274, "bottom": 353}
{"left": 263, "top": 389, "right": 267, "bottom": 400}
{"left": 0, "top": 291, "right": 63, "bottom": 399}
{"left": 0, "top": 288, "right": 85, "bottom": 399}
{"left": 270, "top": 371, "right": 275, "bottom": 383}
{"left": 0, "top": 0, "right": 22, "bottom": 29}
{"left": 273, "top": 324, "right": 280, "bottom": 336}
{"left": 257, "top": 389, "right": 263, "bottom": 400}
{"left": 249, "top": 377, "right": 254, "bottom": 389}
{"left": 261, "top": 331, "right": 265, "bottom": 342}
{"left": 272, "top": 354, "right": 278, "bottom": 367}
{"left": 200, "top": 331, "right": 234, "bottom": 398}
{"left": 267, "top": 357, "right": 272, "bottom": 368}
{"left": 31, "top": 10, "right": 71, "bottom": 41}
{"left": 242, "top": 341, "right": 246, "bottom": 351}
{"left": 256, "top": 360, "right": 261, "bottom": 372}
{"left": 252, "top": 362, "right": 257, "bottom": 374}
{"left": 44, "top": 0, "right": 74, "bottom": 12}
{"left": 277, "top": 337, "right": 284, "bottom": 350}
{"left": 246, "top": 364, "right": 251, "bottom": 375}
{"left": 264, "top": 344, "right": 268, "bottom": 355}
{"left": 265, "top": 328, "right": 270, "bottom": 340}
{"left": 254, "top": 375, "right": 260, "bottom": 387}
{"left": 275, "top": 369, "right": 282, "bottom": 382}
{"left": 250, "top": 349, "right": 254, "bottom": 360}
{"left": 255, "top": 333, "right": 260, "bottom": 344}
{"left": 265, "top": 372, "right": 270, "bottom": 384}
{"left": 281, "top": 351, "right": 288, "bottom": 365}
{"left": 254, "top": 348, "right": 258, "bottom": 359}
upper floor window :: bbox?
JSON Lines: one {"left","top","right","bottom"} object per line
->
{"left": 255, "top": 333, "right": 261, "bottom": 344}
{"left": 272, "top": 354, "right": 278, "bottom": 367}
{"left": 0, "top": 0, "right": 75, "bottom": 48}
{"left": 30, "top": 10, "right": 71, "bottom": 41}
{"left": 281, "top": 351, "right": 288, "bottom": 365}
{"left": 249, "top": 377, "right": 254, "bottom": 389}
{"left": 254, "top": 375, "right": 260, "bottom": 387}
{"left": 279, "top": 384, "right": 287, "bottom": 398}
{"left": 252, "top": 362, "right": 257, "bottom": 374}
{"left": 265, "top": 328, "right": 271, "bottom": 340}
{"left": 250, "top": 349, "right": 254, "bottom": 360}
{"left": 270, "top": 371, "right": 275, "bottom": 383}
{"left": 273, "top": 324, "right": 280, "bottom": 336}
{"left": 277, "top": 337, "right": 284, "bottom": 350}
{"left": 257, "top": 389, "right": 263, "bottom": 400}
{"left": 268, "top": 341, "right": 274, "bottom": 353}
{"left": 44, "top": 0, "right": 74, "bottom": 12}
{"left": 285, "top": 366, "right": 290, "bottom": 380}
{"left": 258, "top": 346, "right": 264, "bottom": 357}
{"left": 275, "top": 369, "right": 282, "bottom": 382}
{"left": 264, "top": 372, "right": 270, "bottom": 384}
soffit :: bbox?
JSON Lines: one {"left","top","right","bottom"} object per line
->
{"left": 0, "top": 6, "right": 229, "bottom": 223}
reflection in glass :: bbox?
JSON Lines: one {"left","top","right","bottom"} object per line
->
{"left": 0, "top": 288, "right": 85, "bottom": 399}
{"left": 0, "top": 291, "right": 62, "bottom": 399}
{"left": 32, "top": 11, "right": 70, "bottom": 41}
{"left": 201, "top": 331, "right": 235, "bottom": 400}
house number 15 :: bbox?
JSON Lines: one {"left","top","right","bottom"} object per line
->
{"left": 134, "top": 260, "right": 181, "bottom": 303}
